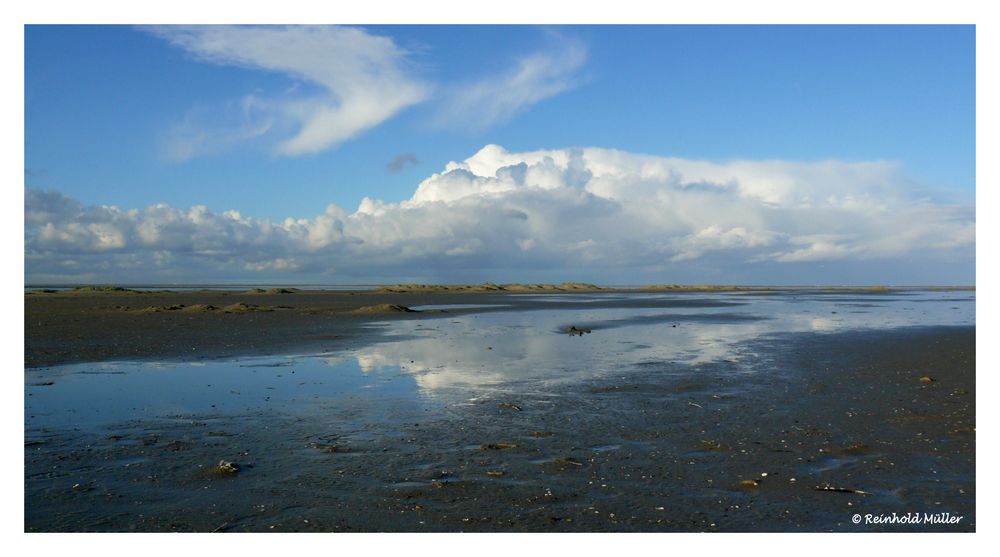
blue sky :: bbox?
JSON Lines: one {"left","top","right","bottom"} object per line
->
{"left": 24, "top": 25, "right": 975, "bottom": 284}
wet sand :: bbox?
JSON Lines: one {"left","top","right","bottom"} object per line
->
{"left": 24, "top": 288, "right": 974, "bottom": 532}
{"left": 25, "top": 288, "right": 482, "bottom": 367}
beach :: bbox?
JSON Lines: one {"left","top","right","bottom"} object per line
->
{"left": 24, "top": 287, "right": 975, "bottom": 531}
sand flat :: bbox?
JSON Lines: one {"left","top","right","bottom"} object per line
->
{"left": 24, "top": 287, "right": 975, "bottom": 532}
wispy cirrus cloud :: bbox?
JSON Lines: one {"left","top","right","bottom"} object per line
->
{"left": 25, "top": 145, "right": 975, "bottom": 285}
{"left": 162, "top": 95, "right": 275, "bottom": 162}
{"left": 433, "top": 36, "right": 587, "bottom": 131}
{"left": 148, "top": 25, "right": 429, "bottom": 158}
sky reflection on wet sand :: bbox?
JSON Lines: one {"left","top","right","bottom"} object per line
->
{"left": 25, "top": 290, "right": 974, "bottom": 432}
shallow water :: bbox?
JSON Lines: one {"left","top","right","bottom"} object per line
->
{"left": 408, "top": 303, "right": 512, "bottom": 311}
{"left": 24, "top": 290, "right": 975, "bottom": 531}
{"left": 25, "top": 290, "right": 974, "bottom": 433}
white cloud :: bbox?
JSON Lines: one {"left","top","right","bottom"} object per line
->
{"left": 163, "top": 95, "right": 274, "bottom": 162}
{"left": 434, "top": 37, "right": 587, "bottom": 130}
{"left": 148, "top": 25, "right": 429, "bottom": 158}
{"left": 25, "top": 145, "right": 975, "bottom": 284}
{"left": 244, "top": 258, "right": 300, "bottom": 272}
{"left": 150, "top": 27, "right": 593, "bottom": 159}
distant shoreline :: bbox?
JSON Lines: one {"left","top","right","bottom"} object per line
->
{"left": 24, "top": 282, "right": 976, "bottom": 294}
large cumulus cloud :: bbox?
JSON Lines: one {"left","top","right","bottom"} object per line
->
{"left": 25, "top": 145, "right": 974, "bottom": 284}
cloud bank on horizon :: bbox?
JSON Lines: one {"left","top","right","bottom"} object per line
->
{"left": 25, "top": 145, "right": 975, "bottom": 285}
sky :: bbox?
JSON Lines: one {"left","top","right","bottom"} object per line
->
{"left": 23, "top": 24, "right": 976, "bottom": 285}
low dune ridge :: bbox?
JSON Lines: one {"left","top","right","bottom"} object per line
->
{"left": 137, "top": 302, "right": 273, "bottom": 313}
{"left": 71, "top": 285, "right": 142, "bottom": 294}
{"left": 137, "top": 303, "right": 217, "bottom": 313}
{"left": 637, "top": 284, "right": 766, "bottom": 292}
{"left": 181, "top": 304, "right": 218, "bottom": 312}
{"left": 375, "top": 283, "right": 480, "bottom": 293}
{"left": 28, "top": 286, "right": 177, "bottom": 295}
{"left": 348, "top": 304, "right": 418, "bottom": 314}
{"left": 505, "top": 282, "right": 604, "bottom": 292}
{"left": 139, "top": 304, "right": 187, "bottom": 313}
{"left": 246, "top": 287, "right": 300, "bottom": 295}
{"left": 928, "top": 285, "right": 976, "bottom": 291}
{"left": 221, "top": 302, "right": 271, "bottom": 313}
{"left": 73, "top": 285, "right": 136, "bottom": 293}
{"left": 373, "top": 283, "right": 956, "bottom": 294}
{"left": 376, "top": 282, "right": 605, "bottom": 293}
